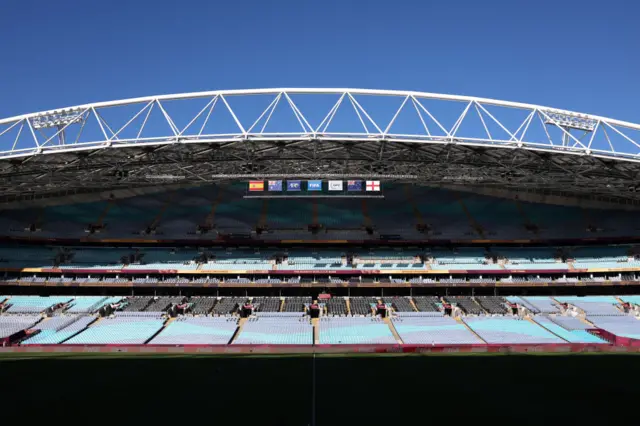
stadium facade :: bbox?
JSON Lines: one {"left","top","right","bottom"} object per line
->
{"left": 2, "top": 89, "right": 640, "bottom": 353}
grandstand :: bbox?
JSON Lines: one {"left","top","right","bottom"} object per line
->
{"left": 0, "top": 88, "right": 640, "bottom": 357}
{"left": 1, "top": 294, "right": 640, "bottom": 353}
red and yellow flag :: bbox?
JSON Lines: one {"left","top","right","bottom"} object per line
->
{"left": 249, "top": 180, "right": 264, "bottom": 191}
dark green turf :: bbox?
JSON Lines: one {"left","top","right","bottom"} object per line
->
{"left": 1, "top": 354, "right": 638, "bottom": 425}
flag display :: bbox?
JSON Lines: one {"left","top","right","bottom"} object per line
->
{"left": 287, "top": 180, "right": 301, "bottom": 191}
{"left": 328, "top": 180, "right": 343, "bottom": 191}
{"left": 366, "top": 180, "right": 380, "bottom": 191}
{"left": 307, "top": 180, "right": 322, "bottom": 191}
{"left": 268, "top": 180, "right": 282, "bottom": 191}
{"left": 249, "top": 181, "right": 264, "bottom": 191}
{"left": 347, "top": 180, "right": 362, "bottom": 191}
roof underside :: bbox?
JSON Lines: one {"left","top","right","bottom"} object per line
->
{"left": 1, "top": 89, "right": 639, "bottom": 205}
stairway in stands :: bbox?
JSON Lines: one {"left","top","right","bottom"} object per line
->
{"left": 384, "top": 317, "right": 403, "bottom": 344}
{"left": 312, "top": 318, "right": 319, "bottom": 345}
{"left": 525, "top": 317, "right": 569, "bottom": 343}
{"left": 456, "top": 317, "right": 487, "bottom": 344}
{"left": 230, "top": 318, "right": 248, "bottom": 344}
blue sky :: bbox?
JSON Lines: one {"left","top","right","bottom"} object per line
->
{"left": 0, "top": 0, "right": 638, "bottom": 124}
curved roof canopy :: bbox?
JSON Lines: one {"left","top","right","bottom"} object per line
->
{"left": 1, "top": 88, "right": 640, "bottom": 204}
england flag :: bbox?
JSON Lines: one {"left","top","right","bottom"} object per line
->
{"left": 366, "top": 180, "right": 380, "bottom": 191}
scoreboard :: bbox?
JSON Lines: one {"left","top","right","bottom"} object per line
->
{"left": 244, "top": 179, "right": 383, "bottom": 198}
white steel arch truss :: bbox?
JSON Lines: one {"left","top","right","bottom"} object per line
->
{"left": 1, "top": 88, "right": 640, "bottom": 204}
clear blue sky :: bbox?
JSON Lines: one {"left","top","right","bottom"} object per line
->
{"left": 0, "top": 0, "right": 638, "bottom": 123}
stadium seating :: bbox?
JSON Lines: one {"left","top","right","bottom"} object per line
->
{"left": 252, "top": 297, "right": 281, "bottom": 312}
{"left": 66, "top": 296, "right": 114, "bottom": 313}
{"left": 463, "top": 317, "right": 565, "bottom": 344}
{"left": 348, "top": 297, "right": 375, "bottom": 316}
{"left": 188, "top": 297, "right": 218, "bottom": 315}
{"left": 22, "top": 316, "right": 96, "bottom": 345}
{"left": 586, "top": 316, "right": 640, "bottom": 339}
{"left": 444, "top": 296, "right": 484, "bottom": 315}
{"left": 119, "top": 297, "right": 153, "bottom": 312}
{"left": 518, "top": 296, "right": 561, "bottom": 314}
{"left": 0, "top": 315, "right": 41, "bottom": 338}
{"left": 4, "top": 296, "right": 72, "bottom": 314}
{"left": 393, "top": 315, "right": 484, "bottom": 344}
{"left": 212, "top": 298, "right": 245, "bottom": 315}
{"left": 532, "top": 315, "right": 606, "bottom": 343}
{"left": 65, "top": 315, "right": 166, "bottom": 344}
{"left": 150, "top": 317, "right": 238, "bottom": 345}
{"left": 554, "top": 296, "right": 624, "bottom": 316}
{"left": 383, "top": 297, "right": 414, "bottom": 312}
{"left": 319, "top": 317, "right": 396, "bottom": 344}
{"left": 474, "top": 297, "right": 508, "bottom": 314}
{"left": 412, "top": 296, "right": 442, "bottom": 313}
{"left": 324, "top": 298, "right": 348, "bottom": 315}
{"left": 234, "top": 316, "right": 312, "bottom": 345}
{"left": 282, "top": 297, "right": 311, "bottom": 312}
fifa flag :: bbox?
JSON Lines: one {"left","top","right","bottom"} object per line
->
{"left": 249, "top": 180, "right": 264, "bottom": 192}
{"left": 307, "top": 180, "right": 322, "bottom": 191}
{"left": 347, "top": 180, "right": 362, "bottom": 191}
{"left": 268, "top": 180, "right": 282, "bottom": 191}
{"left": 328, "top": 180, "right": 343, "bottom": 191}
{"left": 366, "top": 180, "right": 381, "bottom": 191}
{"left": 287, "top": 180, "right": 301, "bottom": 191}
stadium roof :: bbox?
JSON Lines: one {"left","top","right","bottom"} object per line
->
{"left": 1, "top": 88, "right": 640, "bottom": 205}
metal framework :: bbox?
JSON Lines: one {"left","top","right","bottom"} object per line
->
{"left": 1, "top": 88, "right": 640, "bottom": 203}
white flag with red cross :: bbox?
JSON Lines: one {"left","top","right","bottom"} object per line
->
{"left": 366, "top": 180, "right": 380, "bottom": 191}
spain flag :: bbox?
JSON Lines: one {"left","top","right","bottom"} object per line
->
{"left": 249, "top": 180, "right": 264, "bottom": 191}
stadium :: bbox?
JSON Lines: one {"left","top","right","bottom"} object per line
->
{"left": 2, "top": 88, "right": 640, "bottom": 423}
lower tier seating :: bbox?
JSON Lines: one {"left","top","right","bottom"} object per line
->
{"left": 234, "top": 317, "right": 312, "bottom": 345}
{"left": 149, "top": 317, "right": 238, "bottom": 344}
{"left": 319, "top": 317, "right": 396, "bottom": 344}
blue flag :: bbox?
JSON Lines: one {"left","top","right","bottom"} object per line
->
{"left": 307, "top": 180, "right": 322, "bottom": 191}
{"left": 287, "top": 180, "right": 301, "bottom": 191}
{"left": 347, "top": 180, "right": 362, "bottom": 191}
{"left": 268, "top": 180, "right": 282, "bottom": 191}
